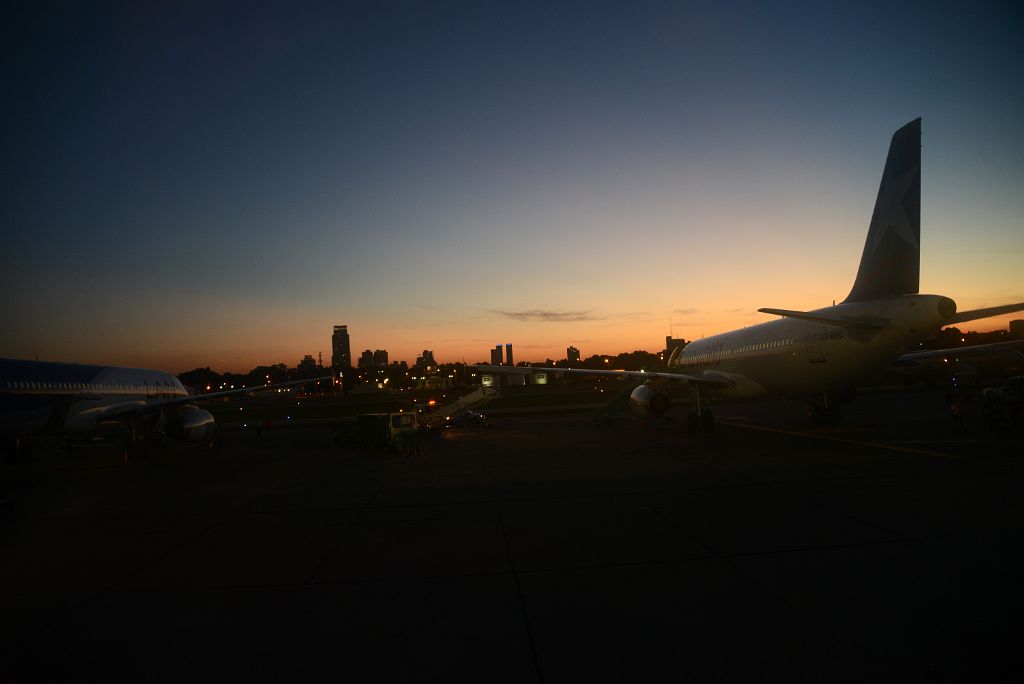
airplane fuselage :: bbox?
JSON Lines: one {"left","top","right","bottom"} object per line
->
{"left": 672, "top": 294, "right": 956, "bottom": 399}
{"left": 0, "top": 359, "right": 189, "bottom": 435}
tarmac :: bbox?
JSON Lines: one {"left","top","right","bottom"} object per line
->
{"left": 2, "top": 388, "right": 1022, "bottom": 682}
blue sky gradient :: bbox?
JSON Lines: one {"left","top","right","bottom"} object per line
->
{"left": 4, "top": 1, "right": 1022, "bottom": 370}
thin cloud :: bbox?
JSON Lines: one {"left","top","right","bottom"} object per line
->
{"left": 620, "top": 311, "right": 653, "bottom": 320}
{"left": 492, "top": 309, "right": 601, "bottom": 322}
{"left": 672, "top": 308, "right": 698, "bottom": 315}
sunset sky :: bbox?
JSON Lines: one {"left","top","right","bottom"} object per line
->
{"left": 4, "top": 1, "right": 1023, "bottom": 373}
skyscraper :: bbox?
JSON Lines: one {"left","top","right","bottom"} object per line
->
{"left": 331, "top": 325, "right": 351, "bottom": 369}
{"left": 505, "top": 343, "right": 513, "bottom": 367}
{"left": 490, "top": 345, "right": 503, "bottom": 365}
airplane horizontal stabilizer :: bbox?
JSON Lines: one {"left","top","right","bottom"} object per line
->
{"left": 757, "top": 308, "right": 889, "bottom": 329}
{"left": 950, "top": 302, "right": 1024, "bottom": 324}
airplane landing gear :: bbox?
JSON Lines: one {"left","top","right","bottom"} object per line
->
{"left": 123, "top": 418, "right": 155, "bottom": 461}
{"left": 3, "top": 436, "right": 32, "bottom": 464}
{"left": 687, "top": 386, "right": 715, "bottom": 432}
{"left": 810, "top": 391, "right": 846, "bottom": 425}
{"left": 686, "top": 409, "right": 715, "bottom": 432}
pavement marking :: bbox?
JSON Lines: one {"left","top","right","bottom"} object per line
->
{"left": 717, "top": 420, "right": 969, "bottom": 461}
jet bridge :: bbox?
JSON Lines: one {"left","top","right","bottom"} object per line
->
{"left": 420, "top": 386, "right": 499, "bottom": 429}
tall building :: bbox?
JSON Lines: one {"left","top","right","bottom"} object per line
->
{"left": 331, "top": 325, "right": 351, "bottom": 369}
{"left": 567, "top": 346, "right": 581, "bottom": 363}
{"left": 372, "top": 349, "right": 389, "bottom": 367}
{"left": 1011, "top": 320, "right": 1024, "bottom": 339}
{"left": 490, "top": 345, "right": 503, "bottom": 365}
{"left": 357, "top": 349, "right": 373, "bottom": 369}
{"left": 505, "top": 343, "right": 514, "bottom": 367}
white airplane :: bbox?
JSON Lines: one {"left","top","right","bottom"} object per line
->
{"left": 475, "top": 119, "right": 1024, "bottom": 429}
{"left": 0, "top": 358, "right": 330, "bottom": 460}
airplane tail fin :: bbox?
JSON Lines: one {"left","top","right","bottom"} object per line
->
{"left": 843, "top": 118, "right": 921, "bottom": 303}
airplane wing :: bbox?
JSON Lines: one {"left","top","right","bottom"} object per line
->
{"left": 100, "top": 376, "right": 333, "bottom": 421}
{"left": 471, "top": 365, "right": 733, "bottom": 387}
{"left": 891, "top": 340, "right": 1024, "bottom": 366}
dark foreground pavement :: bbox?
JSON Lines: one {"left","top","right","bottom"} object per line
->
{"left": 2, "top": 390, "right": 1022, "bottom": 682}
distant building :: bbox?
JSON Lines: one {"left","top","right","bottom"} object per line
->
{"left": 331, "top": 325, "right": 351, "bottom": 369}
{"left": 490, "top": 345, "right": 503, "bottom": 365}
{"left": 665, "top": 336, "right": 686, "bottom": 357}
{"left": 505, "top": 343, "right": 513, "bottom": 367}
{"left": 567, "top": 346, "right": 581, "bottom": 364}
{"left": 415, "top": 350, "right": 436, "bottom": 370}
{"left": 297, "top": 354, "right": 318, "bottom": 377}
{"left": 357, "top": 349, "right": 373, "bottom": 369}
{"left": 372, "top": 349, "right": 389, "bottom": 367}
{"left": 1011, "top": 320, "right": 1024, "bottom": 339}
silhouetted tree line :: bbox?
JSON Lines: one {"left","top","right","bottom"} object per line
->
{"left": 522, "top": 350, "right": 664, "bottom": 371}
{"left": 915, "top": 327, "right": 1018, "bottom": 350}
{"left": 178, "top": 360, "right": 327, "bottom": 393}
{"left": 178, "top": 359, "right": 477, "bottom": 394}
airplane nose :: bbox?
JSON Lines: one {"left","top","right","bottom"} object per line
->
{"left": 938, "top": 297, "right": 957, "bottom": 321}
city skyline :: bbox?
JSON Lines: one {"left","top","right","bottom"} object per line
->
{"left": 183, "top": 318, "right": 1024, "bottom": 376}
{"left": 4, "top": 3, "right": 1022, "bottom": 372}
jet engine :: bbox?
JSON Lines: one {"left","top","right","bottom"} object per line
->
{"left": 164, "top": 405, "right": 216, "bottom": 442}
{"left": 629, "top": 384, "right": 671, "bottom": 418}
